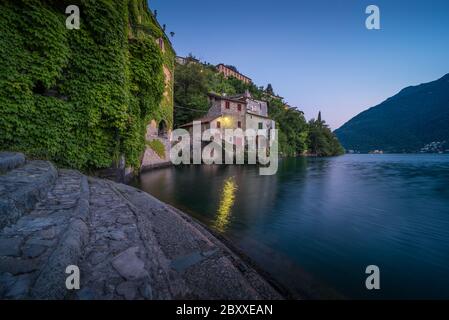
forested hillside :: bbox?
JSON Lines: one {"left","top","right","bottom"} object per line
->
{"left": 335, "top": 73, "right": 449, "bottom": 153}
{"left": 174, "top": 59, "right": 344, "bottom": 157}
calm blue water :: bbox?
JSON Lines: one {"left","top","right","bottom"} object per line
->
{"left": 137, "top": 154, "right": 449, "bottom": 299}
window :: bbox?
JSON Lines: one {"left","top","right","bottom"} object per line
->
{"left": 225, "top": 101, "right": 230, "bottom": 109}
{"left": 237, "top": 104, "right": 241, "bottom": 111}
{"left": 238, "top": 121, "right": 241, "bottom": 128}
{"left": 216, "top": 121, "right": 221, "bottom": 128}
{"left": 157, "top": 38, "right": 165, "bottom": 51}
{"left": 258, "top": 122, "right": 263, "bottom": 129}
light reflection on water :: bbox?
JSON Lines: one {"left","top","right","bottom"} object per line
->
{"left": 214, "top": 177, "right": 237, "bottom": 232}
{"left": 137, "top": 154, "right": 449, "bottom": 299}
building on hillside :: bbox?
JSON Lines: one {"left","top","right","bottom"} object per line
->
{"left": 283, "top": 103, "right": 303, "bottom": 114}
{"left": 176, "top": 55, "right": 200, "bottom": 65}
{"left": 261, "top": 91, "right": 284, "bottom": 101}
{"left": 216, "top": 64, "right": 252, "bottom": 84}
{"left": 180, "top": 91, "right": 275, "bottom": 150}
{"left": 180, "top": 93, "right": 247, "bottom": 147}
{"left": 230, "top": 90, "right": 276, "bottom": 134}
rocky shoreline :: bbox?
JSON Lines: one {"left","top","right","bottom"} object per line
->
{"left": 0, "top": 152, "right": 283, "bottom": 299}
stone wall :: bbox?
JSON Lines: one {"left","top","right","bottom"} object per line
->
{"left": 140, "top": 121, "right": 172, "bottom": 171}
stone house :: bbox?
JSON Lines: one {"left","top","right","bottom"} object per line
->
{"left": 230, "top": 90, "right": 276, "bottom": 135}
{"left": 180, "top": 93, "right": 247, "bottom": 147}
{"left": 180, "top": 91, "right": 275, "bottom": 149}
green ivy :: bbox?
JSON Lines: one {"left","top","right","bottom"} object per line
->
{"left": 0, "top": 0, "right": 174, "bottom": 170}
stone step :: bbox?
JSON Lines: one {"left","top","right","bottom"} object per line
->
{"left": 0, "top": 170, "right": 89, "bottom": 299}
{"left": 0, "top": 152, "right": 25, "bottom": 174}
{"left": 0, "top": 161, "right": 58, "bottom": 230}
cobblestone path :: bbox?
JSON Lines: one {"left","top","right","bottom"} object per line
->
{"left": 0, "top": 152, "right": 282, "bottom": 299}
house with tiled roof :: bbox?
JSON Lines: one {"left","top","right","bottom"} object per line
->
{"left": 180, "top": 91, "right": 275, "bottom": 148}
{"left": 230, "top": 90, "right": 276, "bottom": 134}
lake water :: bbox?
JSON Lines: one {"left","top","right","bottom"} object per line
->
{"left": 136, "top": 154, "right": 449, "bottom": 299}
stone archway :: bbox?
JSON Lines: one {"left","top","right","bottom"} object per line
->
{"left": 158, "top": 120, "right": 168, "bottom": 137}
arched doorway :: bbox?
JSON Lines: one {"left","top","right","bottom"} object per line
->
{"left": 158, "top": 120, "right": 168, "bottom": 137}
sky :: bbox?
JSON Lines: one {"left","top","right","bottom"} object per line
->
{"left": 150, "top": 0, "right": 449, "bottom": 130}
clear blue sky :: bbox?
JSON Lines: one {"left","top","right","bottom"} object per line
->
{"left": 150, "top": 0, "right": 449, "bottom": 129}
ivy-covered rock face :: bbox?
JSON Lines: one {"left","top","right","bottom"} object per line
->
{"left": 0, "top": 0, "right": 174, "bottom": 170}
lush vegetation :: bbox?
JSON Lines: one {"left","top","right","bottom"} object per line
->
{"left": 0, "top": 0, "right": 173, "bottom": 170}
{"left": 308, "top": 112, "right": 345, "bottom": 156}
{"left": 174, "top": 59, "right": 344, "bottom": 157}
{"left": 146, "top": 139, "right": 166, "bottom": 159}
{"left": 335, "top": 73, "right": 449, "bottom": 153}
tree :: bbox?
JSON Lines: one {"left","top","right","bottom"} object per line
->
{"left": 307, "top": 116, "right": 344, "bottom": 156}
{"left": 266, "top": 83, "right": 274, "bottom": 95}
{"left": 173, "top": 63, "right": 210, "bottom": 127}
{"left": 173, "top": 62, "right": 243, "bottom": 127}
{"left": 267, "top": 97, "right": 308, "bottom": 156}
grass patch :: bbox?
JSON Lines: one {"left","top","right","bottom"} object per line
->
{"left": 146, "top": 139, "right": 166, "bottom": 159}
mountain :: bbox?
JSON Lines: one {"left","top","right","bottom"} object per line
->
{"left": 334, "top": 73, "right": 449, "bottom": 153}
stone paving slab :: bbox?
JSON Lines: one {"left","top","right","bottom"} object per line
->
{"left": 78, "top": 178, "right": 179, "bottom": 300}
{"left": 0, "top": 161, "right": 57, "bottom": 230}
{"left": 0, "top": 169, "right": 88, "bottom": 299}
